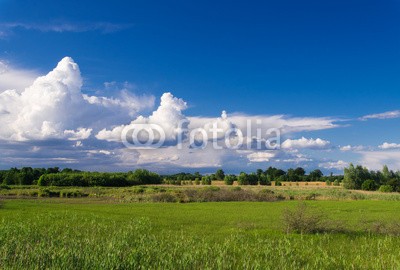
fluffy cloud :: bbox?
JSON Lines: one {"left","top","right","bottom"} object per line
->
{"left": 281, "top": 137, "right": 331, "bottom": 150}
{"left": 379, "top": 142, "right": 400, "bottom": 150}
{"left": 0, "top": 57, "right": 351, "bottom": 172}
{"left": 0, "top": 57, "right": 154, "bottom": 141}
{"left": 359, "top": 151, "right": 400, "bottom": 170}
{"left": 246, "top": 151, "right": 276, "bottom": 162}
{"left": 83, "top": 90, "right": 154, "bottom": 118}
{"left": 96, "top": 92, "right": 188, "bottom": 144}
{"left": 0, "top": 60, "right": 38, "bottom": 92}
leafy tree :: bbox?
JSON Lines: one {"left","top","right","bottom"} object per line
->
{"left": 237, "top": 172, "right": 249, "bottom": 185}
{"left": 287, "top": 169, "right": 300, "bottom": 182}
{"left": 343, "top": 163, "right": 370, "bottom": 189}
{"left": 258, "top": 174, "right": 271, "bottom": 186}
{"left": 294, "top": 167, "right": 306, "bottom": 177}
{"left": 361, "top": 180, "right": 377, "bottom": 191}
{"left": 379, "top": 185, "right": 393, "bottom": 193}
{"left": 309, "top": 169, "right": 323, "bottom": 181}
{"left": 215, "top": 169, "right": 225, "bottom": 180}
{"left": 127, "top": 169, "right": 162, "bottom": 185}
{"left": 265, "top": 167, "right": 286, "bottom": 181}
{"left": 46, "top": 167, "right": 60, "bottom": 174}
{"left": 248, "top": 173, "right": 259, "bottom": 185}
{"left": 224, "top": 175, "right": 236, "bottom": 185}
{"left": 201, "top": 176, "right": 212, "bottom": 185}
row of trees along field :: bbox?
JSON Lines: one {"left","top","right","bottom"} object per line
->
{"left": 0, "top": 166, "right": 344, "bottom": 187}
{"left": 343, "top": 164, "right": 400, "bottom": 192}
{"left": 0, "top": 167, "right": 162, "bottom": 186}
{"left": 3, "top": 165, "right": 400, "bottom": 192}
{"left": 162, "top": 168, "right": 342, "bottom": 186}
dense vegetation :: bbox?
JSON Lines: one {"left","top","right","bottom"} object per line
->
{"left": 1, "top": 164, "right": 400, "bottom": 193}
{"left": 0, "top": 168, "right": 162, "bottom": 187}
{"left": 343, "top": 164, "right": 400, "bottom": 192}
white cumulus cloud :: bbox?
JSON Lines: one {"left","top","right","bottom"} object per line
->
{"left": 0, "top": 57, "right": 154, "bottom": 141}
{"left": 281, "top": 137, "right": 331, "bottom": 150}
{"left": 0, "top": 60, "right": 38, "bottom": 92}
{"left": 96, "top": 92, "right": 188, "bottom": 144}
{"left": 246, "top": 151, "right": 276, "bottom": 162}
{"left": 379, "top": 142, "right": 400, "bottom": 150}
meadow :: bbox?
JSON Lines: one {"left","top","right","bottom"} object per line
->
{"left": 1, "top": 190, "right": 400, "bottom": 269}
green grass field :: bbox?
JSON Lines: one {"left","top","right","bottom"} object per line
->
{"left": 1, "top": 198, "right": 400, "bottom": 269}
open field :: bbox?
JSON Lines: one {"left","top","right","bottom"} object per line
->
{"left": 2, "top": 184, "right": 400, "bottom": 202}
{"left": 1, "top": 194, "right": 400, "bottom": 269}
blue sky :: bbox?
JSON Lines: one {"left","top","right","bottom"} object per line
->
{"left": 1, "top": 0, "right": 400, "bottom": 173}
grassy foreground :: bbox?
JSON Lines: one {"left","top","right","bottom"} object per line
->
{"left": 1, "top": 199, "right": 400, "bottom": 269}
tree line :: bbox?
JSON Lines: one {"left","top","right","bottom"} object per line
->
{"left": 343, "top": 164, "right": 400, "bottom": 192}
{"left": 2, "top": 165, "right": 399, "bottom": 193}
{"left": 0, "top": 166, "right": 339, "bottom": 187}
{"left": 0, "top": 167, "right": 162, "bottom": 187}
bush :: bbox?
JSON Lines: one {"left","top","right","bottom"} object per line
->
{"left": 151, "top": 193, "right": 178, "bottom": 203}
{"left": 282, "top": 203, "right": 324, "bottom": 234}
{"left": 0, "top": 184, "right": 11, "bottom": 190}
{"left": 325, "top": 180, "right": 331, "bottom": 186}
{"left": 201, "top": 176, "right": 212, "bottom": 185}
{"left": 203, "top": 186, "right": 220, "bottom": 192}
{"left": 258, "top": 175, "right": 271, "bottom": 186}
{"left": 379, "top": 185, "right": 393, "bottom": 193}
{"left": 224, "top": 175, "right": 236, "bottom": 185}
{"left": 333, "top": 180, "right": 340, "bottom": 186}
{"left": 127, "top": 169, "right": 162, "bottom": 185}
{"left": 368, "top": 221, "right": 400, "bottom": 236}
{"left": 275, "top": 181, "right": 282, "bottom": 186}
{"left": 38, "top": 189, "right": 60, "bottom": 197}
{"left": 361, "top": 180, "right": 377, "bottom": 191}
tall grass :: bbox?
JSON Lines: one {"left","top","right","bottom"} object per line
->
{"left": 1, "top": 208, "right": 400, "bottom": 269}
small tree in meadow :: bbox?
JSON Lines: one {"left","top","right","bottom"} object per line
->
{"left": 224, "top": 175, "right": 236, "bottom": 185}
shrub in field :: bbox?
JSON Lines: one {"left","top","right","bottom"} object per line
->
{"left": 0, "top": 184, "right": 11, "bottom": 190}
{"left": 368, "top": 221, "right": 400, "bottom": 236}
{"left": 258, "top": 174, "right": 271, "bottom": 186}
{"left": 333, "top": 180, "right": 340, "bottom": 186}
{"left": 127, "top": 169, "right": 162, "bottom": 185}
{"left": 38, "top": 188, "right": 60, "bottom": 197}
{"left": 151, "top": 193, "right": 177, "bottom": 203}
{"left": 379, "top": 185, "right": 393, "bottom": 193}
{"left": 60, "top": 189, "right": 88, "bottom": 198}
{"left": 325, "top": 180, "right": 331, "bottom": 186}
{"left": 201, "top": 176, "right": 212, "bottom": 185}
{"left": 274, "top": 180, "right": 282, "bottom": 186}
{"left": 305, "top": 193, "right": 319, "bottom": 200}
{"left": 204, "top": 186, "right": 220, "bottom": 192}
{"left": 224, "top": 175, "right": 236, "bottom": 185}
{"left": 282, "top": 203, "right": 325, "bottom": 234}
{"left": 237, "top": 173, "right": 258, "bottom": 185}
{"left": 361, "top": 180, "right": 377, "bottom": 191}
